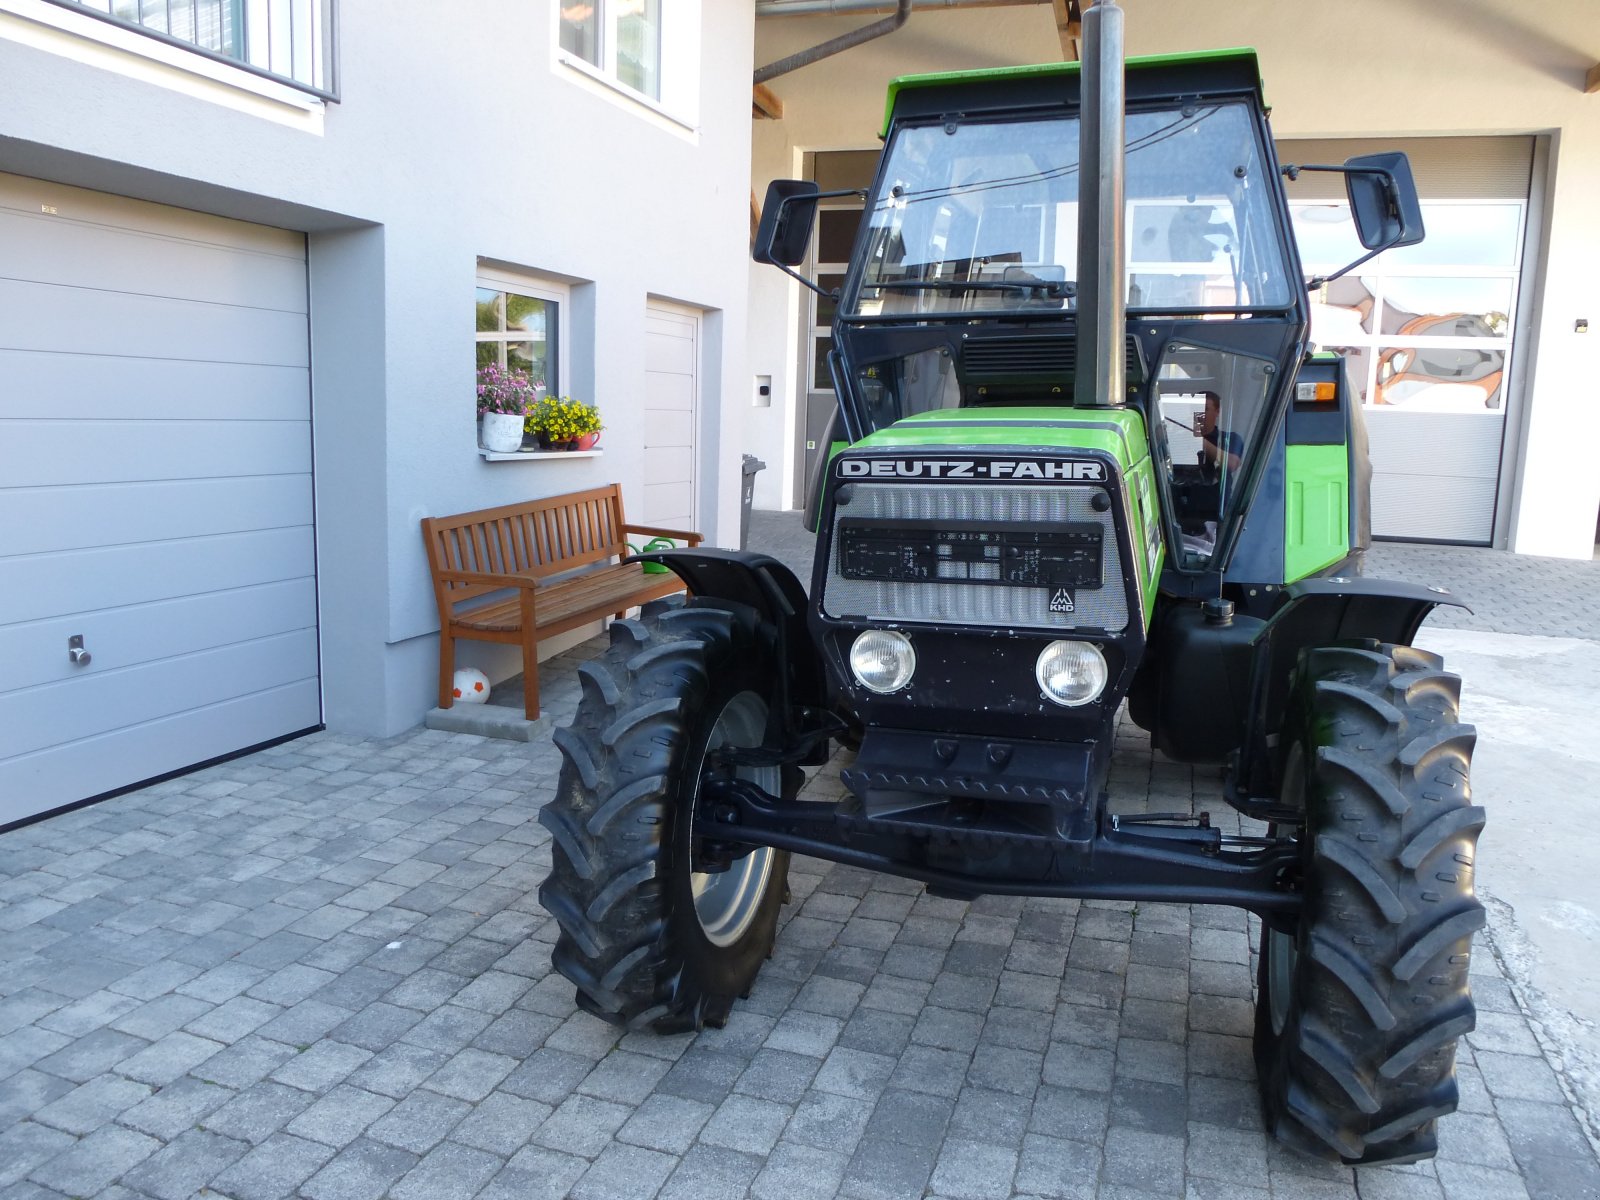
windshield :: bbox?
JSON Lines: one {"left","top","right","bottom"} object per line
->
{"left": 850, "top": 102, "right": 1292, "bottom": 318}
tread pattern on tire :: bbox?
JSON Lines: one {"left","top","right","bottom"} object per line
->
{"left": 1258, "top": 642, "right": 1483, "bottom": 1167}
{"left": 536, "top": 597, "right": 786, "bottom": 1032}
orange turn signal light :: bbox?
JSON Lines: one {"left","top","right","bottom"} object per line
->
{"left": 1295, "top": 381, "right": 1337, "bottom": 403}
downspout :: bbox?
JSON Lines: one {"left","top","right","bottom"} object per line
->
{"left": 754, "top": 0, "right": 913, "bottom": 84}
{"left": 1072, "top": 0, "right": 1126, "bottom": 408}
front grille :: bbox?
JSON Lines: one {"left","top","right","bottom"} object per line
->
{"left": 822, "top": 483, "right": 1129, "bottom": 632}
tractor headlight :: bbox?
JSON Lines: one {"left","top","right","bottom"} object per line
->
{"left": 850, "top": 629, "right": 916, "bottom": 694}
{"left": 1035, "top": 640, "right": 1108, "bottom": 707}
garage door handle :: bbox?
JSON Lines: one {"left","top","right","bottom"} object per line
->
{"left": 68, "top": 635, "right": 91, "bottom": 667}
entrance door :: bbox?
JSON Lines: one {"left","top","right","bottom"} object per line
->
{"left": 0, "top": 174, "right": 320, "bottom": 826}
{"left": 642, "top": 300, "right": 700, "bottom": 531}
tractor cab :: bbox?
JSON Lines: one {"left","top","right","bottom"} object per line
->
{"left": 763, "top": 52, "right": 1419, "bottom": 583}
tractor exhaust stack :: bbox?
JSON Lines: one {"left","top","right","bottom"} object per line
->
{"left": 1073, "top": 0, "right": 1126, "bottom": 408}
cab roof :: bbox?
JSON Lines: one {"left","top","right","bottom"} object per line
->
{"left": 881, "top": 48, "right": 1265, "bottom": 137}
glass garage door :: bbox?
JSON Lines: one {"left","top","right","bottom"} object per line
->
{"left": 1281, "top": 136, "right": 1533, "bottom": 544}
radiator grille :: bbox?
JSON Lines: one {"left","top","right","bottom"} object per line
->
{"left": 822, "top": 484, "right": 1129, "bottom": 632}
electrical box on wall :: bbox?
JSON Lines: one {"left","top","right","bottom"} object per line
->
{"left": 754, "top": 375, "right": 772, "bottom": 407}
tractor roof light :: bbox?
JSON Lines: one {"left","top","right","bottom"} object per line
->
{"left": 1036, "top": 640, "right": 1109, "bottom": 707}
{"left": 850, "top": 629, "right": 916, "bottom": 694}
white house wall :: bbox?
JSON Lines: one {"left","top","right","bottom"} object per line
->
{"left": 0, "top": 0, "right": 756, "bottom": 737}
{"left": 747, "top": 0, "right": 1600, "bottom": 559}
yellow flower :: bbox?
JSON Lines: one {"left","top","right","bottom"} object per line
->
{"left": 530, "top": 395, "right": 601, "bottom": 440}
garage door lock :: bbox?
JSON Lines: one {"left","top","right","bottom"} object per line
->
{"left": 68, "top": 635, "right": 91, "bottom": 667}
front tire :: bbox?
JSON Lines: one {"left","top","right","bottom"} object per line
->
{"left": 537, "top": 599, "right": 790, "bottom": 1032}
{"left": 1255, "top": 643, "right": 1485, "bottom": 1166}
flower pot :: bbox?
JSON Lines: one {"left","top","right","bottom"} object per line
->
{"left": 481, "top": 411, "right": 524, "bottom": 453}
{"left": 574, "top": 431, "right": 601, "bottom": 451}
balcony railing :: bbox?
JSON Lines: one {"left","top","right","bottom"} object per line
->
{"left": 45, "top": 0, "right": 337, "bottom": 99}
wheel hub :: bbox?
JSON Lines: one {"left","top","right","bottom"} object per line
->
{"left": 690, "top": 691, "right": 778, "bottom": 948}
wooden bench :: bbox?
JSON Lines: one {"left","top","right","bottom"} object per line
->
{"left": 421, "top": 483, "right": 701, "bottom": 720}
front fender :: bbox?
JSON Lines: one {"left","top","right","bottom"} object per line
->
{"left": 1235, "top": 575, "right": 1471, "bottom": 801}
{"left": 629, "top": 548, "right": 827, "bottom": 716}
{"left": 1273, "top": 575, "right": 1470, "bottom": 647}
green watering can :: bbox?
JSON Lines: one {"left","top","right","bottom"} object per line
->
{"left": 628, "top": 537, "right": 674, "bottom": 573}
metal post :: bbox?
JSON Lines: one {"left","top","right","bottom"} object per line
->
{"left": 1073, "top": 0, "right": 1126, "bottom": 408}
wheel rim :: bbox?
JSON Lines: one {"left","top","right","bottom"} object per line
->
{"left": 690, "top": 691, "right": 777, "bottom": 948}
{"left": 1268, "top": 744, "right": 1307, "bottom": 1036}
{"left": 1266, "top": 924, "right": 1298, "bottom": 1036}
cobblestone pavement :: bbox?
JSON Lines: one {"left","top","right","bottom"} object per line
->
{"left": 2, "top": 520, "right": 1598, "bottom": 1199}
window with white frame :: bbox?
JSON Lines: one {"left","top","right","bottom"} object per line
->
{"left": 556, "top": 0, "right": 699, "bottom": 122}
{"left": 476, "top": 271, "right": 569, "bottom": 398}
{"left": 1293, "top": 200, "right": 1524, "bottom": 413}
{"left": 46, "top": 0, "right": 335, "bottom": 96}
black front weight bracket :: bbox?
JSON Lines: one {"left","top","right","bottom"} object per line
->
{"left": 697, "top": 775, "right": 1301, "bottom": 921}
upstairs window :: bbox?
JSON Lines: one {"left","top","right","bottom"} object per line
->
{"left": 561, "top": 0, "right": 660, "bottom": 99}
{"left": 47, "top": 0, "right": 336, "bottom": 96}
{"left": 556, "top": 0, "right": 698, "bottom": 125}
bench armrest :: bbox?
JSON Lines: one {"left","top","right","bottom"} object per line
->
{"left": 435, "top": 568, "right": 542, "bottom": 589}
{"left": 622, "top": 523, "right": 704, "bottom": 547}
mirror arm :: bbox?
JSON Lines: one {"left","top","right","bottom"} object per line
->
{"left": 1306, "top": 242, "right": 1389, "bottom": 291}
{"left": 775, "top": 260, "right": 840, "bottom": 302}
{"left": 759, "top": 186, "right": 866, "bottom": 297}
{"left": 806, "top": 186, "right": 870, "bottom": 203}
{"left": 1281, "top": 163, "right": 1403, "bottom": 290}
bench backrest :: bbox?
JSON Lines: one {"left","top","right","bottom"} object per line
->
{"left": 422, "top": 484, "right": 630, "bottom": 606}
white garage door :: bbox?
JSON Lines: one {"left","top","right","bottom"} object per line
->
{"left": 0, "top": 174, "right": 320, "bottom": 827}
{"left": 642, "top": 301, "right": 700, "bottom": 531}
{"left": 1283, "top": 136, "right": 1533, "bottom": 545}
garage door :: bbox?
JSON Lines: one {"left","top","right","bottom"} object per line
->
{"left": 642, "top": 300, "right": 701, "bottom": 530}
{"left": 0, "top": 174, "right": 320, "bottom": 826}
{"left": 1282, "top": 136, "right": 1533, "bottom": 544}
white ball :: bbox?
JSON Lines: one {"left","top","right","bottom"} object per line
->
{"left": 452, "top": 668, "right": 491, "bottom": 704}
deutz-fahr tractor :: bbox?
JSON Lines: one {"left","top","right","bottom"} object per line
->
{"left": 537, "top": 3, "right": 1483, "bottom": 1166}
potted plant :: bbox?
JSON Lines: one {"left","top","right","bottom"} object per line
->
{"left": 529, "top": 395, "right": 602, "bottom": 450}
{"left": 477, "top": 364, "right": 537, "bottom": 453}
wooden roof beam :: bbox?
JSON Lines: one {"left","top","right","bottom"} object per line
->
{"left": 753, "top": 82, "right": 785, "bottom": 119}
{"left": 1052, "top": 0, "right": 1082, "bottom": 62}
{"left": 1586, "top": 62, "right": 1600, "bottom": 93}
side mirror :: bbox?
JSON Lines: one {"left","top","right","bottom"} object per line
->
{"left": 753, "top": 180, "right": 821, "bottom": 267}
{"left": 1344, "top": 152, "right": 1424, "bottom": 250}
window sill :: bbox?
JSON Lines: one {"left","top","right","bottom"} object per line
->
{"left": 479, "top": 448, "right": 604, "bottom": 462}
{"left": 556, "top": 51, "right": 696, "bottom": 136}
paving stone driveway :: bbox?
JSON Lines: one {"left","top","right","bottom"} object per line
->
{"left": 3, "top": 534, "right": 1600, "bottom": 1199}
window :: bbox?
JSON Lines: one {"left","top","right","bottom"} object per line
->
{"left": 476, "top": 279, "right": 564, "bottom": 395}
{"left": 809, "top": 207, "right": 859, "bottom": 392}
{"left": 561, "top": 0, "right": 660, "bottom": 98}
{"left": 1294, "top": 200, "right": 1523, "bottom": 412}
{"left": 852, "top": 103, "right": 1292, "bottom": 319}
{"left": 556, "top": 0, "right": 699, "bottom": 123}
{"left": 46, "top": 0, "right": 336, "bottom": 96}
{"left": 805, "top": 150, "right": 876, "bottom": 395}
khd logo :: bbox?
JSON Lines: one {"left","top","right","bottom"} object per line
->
{"left": 1049, "top": 588, "right": 1076, "bottom": 614}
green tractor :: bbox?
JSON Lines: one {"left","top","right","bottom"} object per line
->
{"left": 537, "top": 3, "right": 1483, "bottom": 1166}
